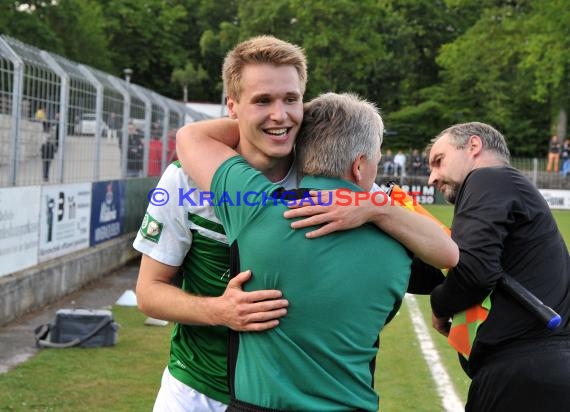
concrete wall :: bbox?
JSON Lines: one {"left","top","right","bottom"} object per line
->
{"left": 0, "top": 232, "right": 140, "bottom": 326}
{"left": 0, "top": 114, "right": 45, "bottom": 165}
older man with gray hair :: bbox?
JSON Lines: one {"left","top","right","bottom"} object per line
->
{"left": 183, "top": 92, "right": 413, "bottom": 411}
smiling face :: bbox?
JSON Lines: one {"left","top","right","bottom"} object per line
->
{"left": 227, "top": 63, "right": 303, "bottom": 169}
{"left": 428, "top": 133, "right": 474, "bottom": 204}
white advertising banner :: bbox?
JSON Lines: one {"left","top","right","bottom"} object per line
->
{"left": 538, "top": 189, "right": 570, "bottom": 210}
{"left": 38, "top": 183, "right": 92, "bottom": 262}
{"left": 0, "top": 186, "right": 41, "bottom": 277}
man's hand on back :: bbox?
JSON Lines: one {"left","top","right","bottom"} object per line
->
{"left": 214, "top": 270, "right": 289, "bottom": 332}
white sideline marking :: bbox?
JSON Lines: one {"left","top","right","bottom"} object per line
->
{"left": 405, "top": 294, "right": 464, "bottom": 412}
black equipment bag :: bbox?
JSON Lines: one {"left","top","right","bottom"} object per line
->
{"left": 35, "top": 308, "right": 119, "bottom": 349}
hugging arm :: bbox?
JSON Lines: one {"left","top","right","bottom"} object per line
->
{"left": 136, "top": 256, "right": 288, "bottom": 331}
{"left": 176, "top": 118, "right": 240, "bottom": 188}
{"left": 175, "top": 120, "right": 239, "bottom": 191}
{"left": 284, "top": 191, "right": 458, "bottom": 269}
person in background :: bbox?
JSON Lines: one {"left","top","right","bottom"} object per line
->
{"left": 410, "top": 148, "right": 422, "bottom": 175}
{"left": 382, "top": 148, "right": 394, "bottom": 175}
{"left": 393, "top": 149, "right": 406, "bottom": 177}
{"left": 40, "top": 137, "right": 56, "bottom": 182}
{"left": 126, "top": 121, "right": 144, "bottom": 177}
{"left": 560, "top": 138, "right": 569, "bottom": 177}
{"left": 108, "top": 112, "right": 119, "bottom": 141}
{"left": 35, "top": 106, "right": 50, "bottom": 133}
{"left": 147, "top": 135, "right": 163, "bottom": 177}
{"left": 546, "top": 134, "right": 561, "bottom": 172}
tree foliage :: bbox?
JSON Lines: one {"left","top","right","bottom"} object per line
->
{"left": 1, "top": 0, "right": 110, "bottom": 69}
{"left": 430, "top": 0, "right": 569, "bottom": 155}
{"left": 171, "top": 61, "right": 208, "bottom": 102}
{"left": 1, "top": 0, "right": 567, "bottom": 155}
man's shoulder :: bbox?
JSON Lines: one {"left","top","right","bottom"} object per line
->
{"left": 160, "top": 161, "right": 199, "bottom": 186}
{"left": 470, "top": 166, "right": 524, "bottom": 185}
{"left": 155, "top": 162, "right": 221, "bottom": 215}
{"left": 213, "top": 155, "right": 272, "bottom": 192}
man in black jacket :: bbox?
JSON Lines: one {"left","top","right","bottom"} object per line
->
{"left": 428, "top": 122, "right": 570, "bottom": 412}
{"left": 285, "top": 121, "right": 570, "bottom": 412}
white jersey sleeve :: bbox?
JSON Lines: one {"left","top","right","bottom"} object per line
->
{"left": 133, "top": 164, "right": 195, "bottom": 267}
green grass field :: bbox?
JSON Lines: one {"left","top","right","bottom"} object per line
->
{"left": 375, "top": 206, "right": 570, "bottom": 411}
{"left": 0, "top": 207, "right": 568, "bottom": 411}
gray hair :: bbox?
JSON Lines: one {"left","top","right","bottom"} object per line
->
{"left": 297, "top": 93, "right": 383, "bottom": 177}
{"left": 431, "top": 122, "right": 510, "bottom": 164}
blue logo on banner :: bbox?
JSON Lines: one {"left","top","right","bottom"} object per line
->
{"left": 90, "top": 180, "right": 126, "bottom": 246}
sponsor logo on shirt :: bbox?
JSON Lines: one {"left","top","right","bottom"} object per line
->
{"left": 140, "top": 212, "right": 163, "bottom": 243}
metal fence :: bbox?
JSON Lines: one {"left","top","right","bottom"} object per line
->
{"left": 377, "top": 154, "right": 570, "bottom": 190}
{"left": 2, "top": 36, "right": 568, "bottom": 190}
{"left": 0, "top": 35, "right": 210, "bottom": 187}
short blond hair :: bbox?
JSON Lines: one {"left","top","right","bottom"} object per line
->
{"left": 222, "top": 35, "right": 308, "bottom": 101}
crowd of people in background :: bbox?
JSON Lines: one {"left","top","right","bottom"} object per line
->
{"left": 385, "top": 135, "right": 570, "bottom": 180}
{"left": 34, "top": 103, "right": 570, "bottom": 184}
{"left": 380, "top": 147, "right": 430, "bottom": 177}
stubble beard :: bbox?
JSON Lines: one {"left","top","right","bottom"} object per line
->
{"left": 442, "top": 182, "right": 459, "bottom": 205}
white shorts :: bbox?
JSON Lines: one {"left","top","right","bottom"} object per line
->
{"left": 153, "top": 367, "right": 227, "bottom": 412}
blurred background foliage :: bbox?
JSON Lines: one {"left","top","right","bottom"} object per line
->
{"left": 1, "top": 0, "right": 568, "bottom": 155}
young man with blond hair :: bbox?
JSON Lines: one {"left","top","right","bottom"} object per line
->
{"left": 134, "top": 35, "right": 306, "bottom": 412}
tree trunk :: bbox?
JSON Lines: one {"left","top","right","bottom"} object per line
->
{"left": 556, "top": 108, "right": 567, "bottom": 139}
{"left": 183, "top": 86, "right": 188, "bottom": 103}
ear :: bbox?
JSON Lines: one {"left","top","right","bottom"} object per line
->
{"left": 469, "top": 135, "right": 483, "bottom": 156}
{"left": 227, "top": 97, "right": 237, "bottom": 119}
{"left": 351, "top": 155, "right": 365, "bottom": 183}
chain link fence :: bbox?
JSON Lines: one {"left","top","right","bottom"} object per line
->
{"left": 0, "top": 35, "right": 209, "bottom": 188}
{"left": 2, "top": 36, "right": 568, "bottom": 190}
{"left": 377, "top": 151, "right": 570, "bottom": 191}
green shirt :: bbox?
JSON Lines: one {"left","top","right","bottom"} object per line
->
{"left": 134, "top": 160, "right": 298, "bottom": 404}
{"left": 213, "top": 156, "right": 411, "bottom": 411}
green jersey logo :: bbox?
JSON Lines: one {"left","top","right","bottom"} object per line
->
{"left": 140, "top": 213, "right": 163, "bottom": 243}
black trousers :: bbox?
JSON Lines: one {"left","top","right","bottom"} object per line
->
{"left": 466, "top": 337, "right": 570, "bottom": 412}
{"left": 42, "top": 159, "right": 51, "bottom": 181}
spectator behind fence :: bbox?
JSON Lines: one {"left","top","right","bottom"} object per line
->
{"left": 561, "top": 139, "right": 570, "bottom": 178}
{"left": 51, "top": 112, "right": 60, "bottom": 152}
{"left": 148, "top": 136, "right": 162, "bottom": 177}
{"left": 108, "top": 112, "right": 119, "bottom": 141}
{"left": 411, "top": 148, "right": 422, "bottom": 176}
{"left": 40, "top": 137, "right": 56, "bottom": 182}
{"left": 546, "top": 135, "right": 561, "bottom": 172}
{"left": 35, "top": 106, "right": 50, "bottom": 133}
{"left": 421, "top": 149, "right": 430, "bottom": 175}
{"left": 148, "top": 130, "right": 177, "bottom": 177}
{"left": 382, "top": 148, "right": 394, "bottom": 175}
{"left": 394, "top": 149, "right": 406, "bottom": 177}
{"left": 119, "top": 121, "right": 144, "bottom": 177}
